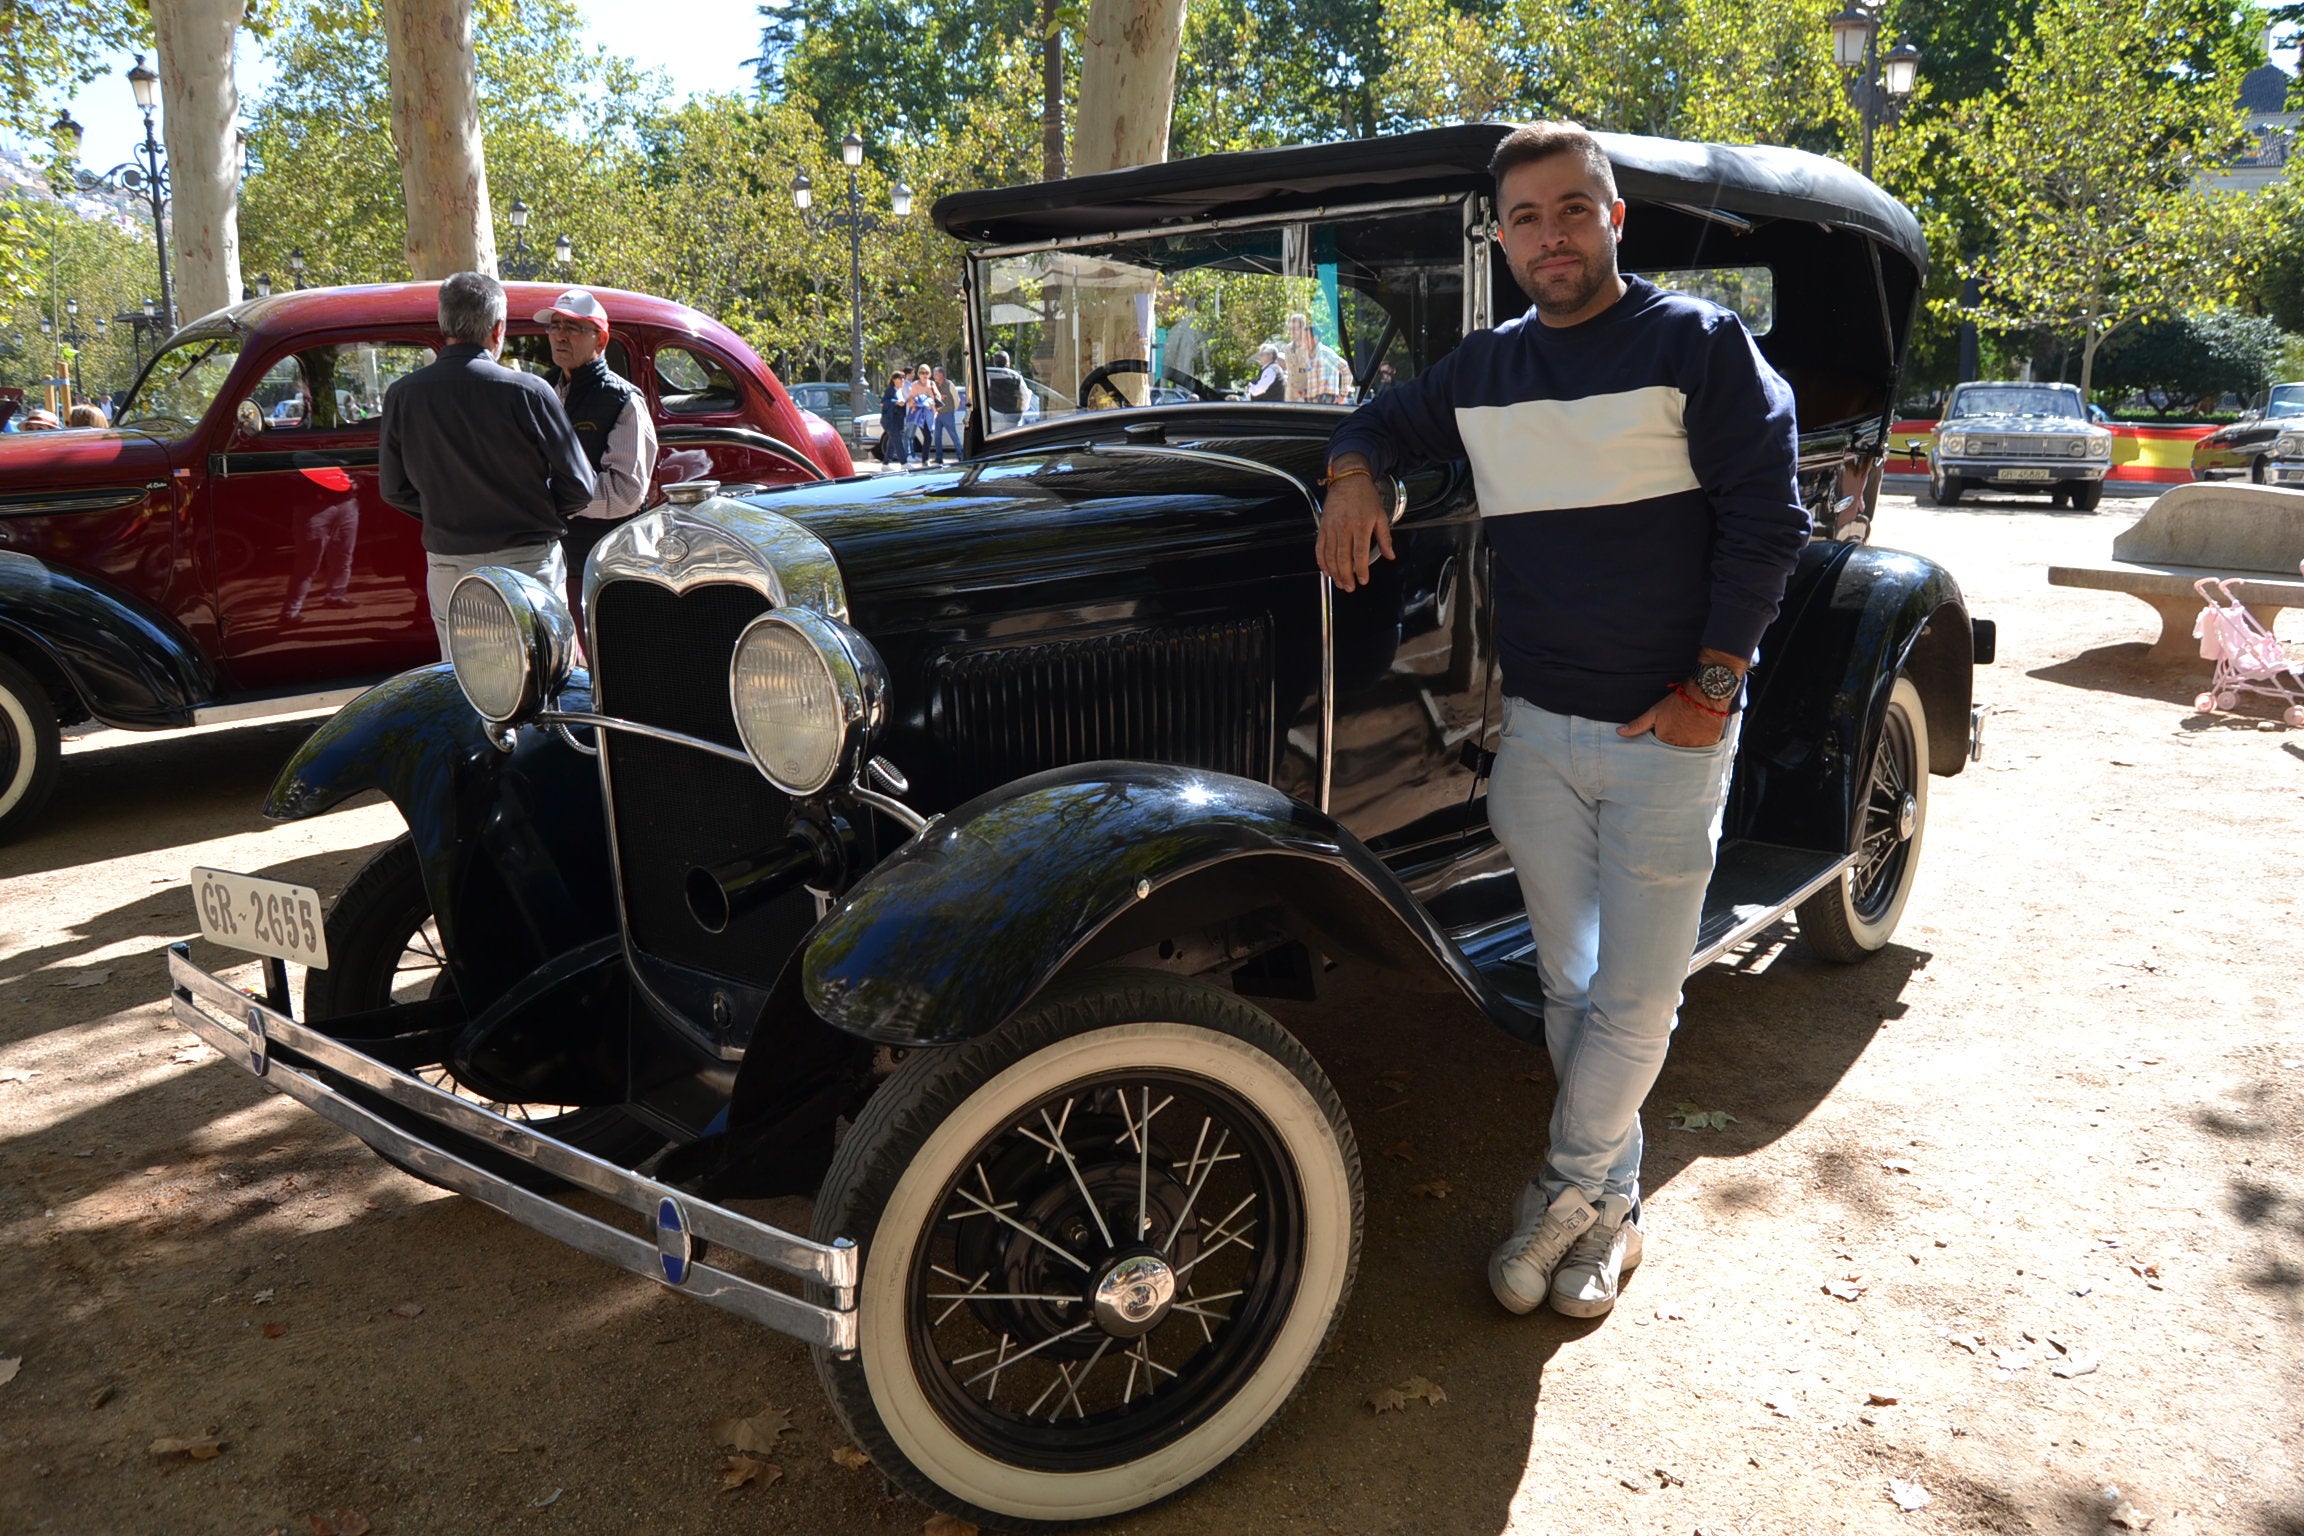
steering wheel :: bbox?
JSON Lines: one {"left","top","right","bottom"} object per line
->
{"left": 1077, "top": 358, "right": 1226, "bottom": 409}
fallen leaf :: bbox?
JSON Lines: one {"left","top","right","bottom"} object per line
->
{"left": 262, "top": 1322, "right": 287, "bottom": 1340}
{"left": 87, "top": 1384, "right": 113, "bottom": 1410}
{"left": 1619, "top": 1476, "right": 1646, "bottom": 1492}
{"left": 713, "top": 1405, "right": 794, "bottom": 1455}
{"left": 1670, "top": 1103, "right": 1736, "bottom": 1132}
{"left": 55, "top": 968, "right": 113, "bottom": 989}
{"left": 252, "top": 1288, "right": 276, "bottom": 1305}
{"left": 1866, "top": 1390, "right": 1901, "bottom": 1406}
{"left": 923, "top": 1515, "right": 979, "bottom": 1536}
{"left": 150, "top": 1433, "right": 224, "bottom": 1460}
{"left": 1992, "top": 1347, "right": 2030, "bottom": 1372}
{"left": 1824, "top": 1278, "right": 1866, "bottom": 1301}
{"left": 1880, "top": 1159, "right": 1916, "bottom": 1174}
{"left": 1653, "top": 1303, "right": 1687, "bottom": 1321}
{"left": 2052, "top": 1352, "right": 2100, "bottom": 1378}
{"left": 2110, "top": 1501, "right": 2153, "bottom": 1530}
{"left": 308, "top": 1512, "right": 372, "bottom": 1536}
{"left": 172, "top": 1047, "right": 208, "bottom": 1065}
{"left": 1654, "top": 1467, "right": 1684, "bottom": 1488}
{"left": 1367, "top": 1386, "right": 1407, "bottom": 1414}
{"left": 831, "top": 1446, "right": 872, "bottom": 1471}
{"left": 387, "top": 1302, "right": 424, "bottom": 1319}
{"left": 0, "top": 1357, "right": 18, "bottom": 1388}
{"left": 1398, "top": 1374, "right": 1448, "bottom": 1406}
{"left": 1946, "top": 1333, "right": 1981, "bottom": 1353}
{"left": 1764, "top": 1396, "right": 1794, "bottom": 1417}
{"left": 0, "top": 1067, "right": 39, "bottom": 1083}
{"left": 719, "top": 1455, "right": 779, "bottom": 1492}
{"left": 1888, "top": 1478, "right": 1933, "bottom": 1512}
{"left": 532, "top": 1487, "right": 565, "bottom": 1508}
{"left": 1384, "top": 1139, "right": 1415, "bottom": 1162}
{"left": 1408, "top": 1179, "right": 1451, "bottom": 1199}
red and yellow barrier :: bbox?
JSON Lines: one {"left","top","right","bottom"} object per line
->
{"left": 1884, "top": 419, "right": 2214, "bottom": 483}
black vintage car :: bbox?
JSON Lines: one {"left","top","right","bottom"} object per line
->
{"left": 170, "top": 126, "right": 1991, "bottom": 1530}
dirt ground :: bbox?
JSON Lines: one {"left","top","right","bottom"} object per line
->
{"left": 2, "top": 491, "right": 2300, "bottom": 1536}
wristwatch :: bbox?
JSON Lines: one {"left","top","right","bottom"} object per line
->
{"left": 1691, "top": 662, "right": 1741, "bottom": 707}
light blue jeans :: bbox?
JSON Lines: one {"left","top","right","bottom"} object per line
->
{"left": 1486, "top": 696, "right": 1740, "bottom": 1207}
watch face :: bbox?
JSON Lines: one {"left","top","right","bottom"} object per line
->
{"left": 1695, "top": 663, "right": 1739, "bottom": 701}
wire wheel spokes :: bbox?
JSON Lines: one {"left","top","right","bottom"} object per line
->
{"left": 390, "top": 917, "right": 580, "bottom": 1124}
{"left": 1849, "top": 702, "right": 1916, "bottom": 919}
{"left": 908, "top": 1070, "right": 1304, "bottom": 1471}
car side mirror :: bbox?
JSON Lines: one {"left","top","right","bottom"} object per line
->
{"left": 234, "top": 399, "right": 265, "bottom": 438}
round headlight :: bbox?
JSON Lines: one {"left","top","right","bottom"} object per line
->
{"left": 2067, "top": 438, "right": 2086, "bottom": 458}
{"left": 729, "top": 609, "right": 887, "bottom": 795}
{"left": 446, "top": 567, "right": 576, "bottom": 725}
{"left": 1941, "top": 434, "right": 1966, "bottom": 455}
{"left": 2277, "top": 433, "right": 2304, "bottom": 458}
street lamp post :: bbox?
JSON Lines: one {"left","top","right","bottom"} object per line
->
{"left": 59, "top": 298, "right": 88, "bottom": 404}
{"left": 289, "top": 249, "right": 306, "bottom": 289}
{"left": 1828, "top": 6, "right": 1920, "bottom": 180}
{"left": 52, "top": 54, "right": 177, "bottom": 331}
{"left": 504, "top": 199, "right": 537, "bottom": 280}
{"left": 790, "top": 132, "right": 913, "bottom": 448}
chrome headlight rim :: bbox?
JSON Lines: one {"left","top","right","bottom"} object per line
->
{"left": 2276, "top": 432, "right": 2304, "bottom": 459}
{"left": 727, "top": 607, "right": 888, "bottom": 797}
{"left": 1940, "top": 433, "right": 1968, "bottom": 455}
{"left": 446, "top": 567, "right": 578, "bottom": 727}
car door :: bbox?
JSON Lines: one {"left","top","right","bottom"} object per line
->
{"left": 205, "top": 336, "right": 438, "bottom": 691}
{"left": 649, "top": 340, "right": 822, "bottom": 493}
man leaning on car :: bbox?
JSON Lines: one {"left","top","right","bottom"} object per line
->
{"left": 379, "top": 271, "right": 595, "bottom": 654}
{"left": 1318, "top": 120, "right": 1809, "bottom": 1325}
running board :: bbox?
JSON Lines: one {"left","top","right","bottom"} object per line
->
{"left": 1455, "top": 838, "right": 1856, "bottom": 1015}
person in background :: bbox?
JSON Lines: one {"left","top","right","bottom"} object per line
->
{"left": 904, "top": 362, "right": 937, "bottom": 467}
{"left": 20, "top": 408, "right": 61, "bottom": 432}
{"left": 1249, "top": 344, "right": 1287, "bottom": 401}
{"left": 379, "top": 271, "right": 594, "bottom": 655}
{"left": 930, "top": 364, "right": 961, "bottom": 465}
{"left": 533, "top": 287, "right": 657, "bottom": 630}
{"left": 65, "top": 404, "right": 107, "bottom": 428}
{"left": 878, "top": 371, "right": 906, "bottom": 464}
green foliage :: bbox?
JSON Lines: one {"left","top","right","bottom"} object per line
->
{"left": 0, "top": 197, "right": 165, "bottom": 402}
{"left": 2092, "top": 307, "right": 2293, "bottom": 415}
{"left": 1941, "top": 0, "right": 2258, "bottom": 396}
{"left": 2242, "top": 178, "right": 2304, "bottom": 336}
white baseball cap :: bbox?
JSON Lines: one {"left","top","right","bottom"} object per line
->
{"left": 533, "top": 288, "right": 609, "bottom": 332}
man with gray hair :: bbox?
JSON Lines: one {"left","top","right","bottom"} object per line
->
{"left": 380, "top": 271, "right": 595, "bottom": 653}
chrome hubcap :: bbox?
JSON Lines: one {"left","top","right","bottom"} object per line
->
{"left": 1896, "top": 791, "right": 1919, "bottom": 842}
{"left": 1090, "top": 1250, "right": 1178, "bottom": 1338}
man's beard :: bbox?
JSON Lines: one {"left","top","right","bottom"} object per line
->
{"left": 1515, "top": 240, "right": 1617, "bottom": 318}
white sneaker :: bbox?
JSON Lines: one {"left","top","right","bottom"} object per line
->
{"left": 1488, "top": 1185, "right": 1599, "bottom": 1314}
{"left": 1548, "top": 1193, "right": 1644, "bottom": 1318}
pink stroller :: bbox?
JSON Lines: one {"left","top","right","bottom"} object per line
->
{"left": 2193, "top": 566, "right": 2304, "bottom": 726}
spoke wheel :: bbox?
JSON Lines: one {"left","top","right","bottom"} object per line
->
{"left": 1796, "top": 675, "right": 1930, "bottom": 962}
{"left": 306, "top": 836, "right": 660, "bottom": 1167}
{"left": 814, "top": 972, "right": 1360, "bottom": 1528}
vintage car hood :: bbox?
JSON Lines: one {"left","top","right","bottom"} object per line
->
{"left": 0, "top": 428, "right": 176, "bottom": 488}
{"left": 749, "top": 442, "right": 1324, "bottom": 630}
{"left": 1941, "top": 412, "right": 2100, "bottom": 436}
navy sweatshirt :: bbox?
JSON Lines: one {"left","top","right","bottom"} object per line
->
{"left": 1328, "top": 276, "right": 1810, "bottom": 723}
{"left": 380, "top": 343, "right": 596, "bottom": 557}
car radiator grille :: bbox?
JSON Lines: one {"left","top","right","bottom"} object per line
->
{"left": 1967, "top": 434, "right": 2070, "bottom": 458}
{"left": 928, "top": 618, "right": 1274, "bottom": 803}
{"left": 589, "top": 579, "right": 817, "bottom": 984}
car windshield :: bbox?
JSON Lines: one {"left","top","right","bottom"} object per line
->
{"left": 117, "top": 336, "right": 244, "bottom": 437}
{"left": 2265, "top": 385, "right": 2304, "bottom": 418}
{"left": 1949, "top": 385, "right": 2084, "bottom": 419}
{"left": 974, "top": 206, "right": 1467, "bottom": 434}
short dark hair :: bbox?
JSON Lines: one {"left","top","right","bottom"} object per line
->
{"left": 1489, "top": 121, "right": 1618, "bottom": 204}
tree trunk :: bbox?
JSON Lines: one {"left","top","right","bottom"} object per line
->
{"left": 1071, "top": 0, "right": 1186, "bottom": 177}
{"left": 1061, "top": 0, "right": 1185, "bottom": 405}
{"left": 150, "top": 0, "right": 246, "bottom": 324}
{"left": 382, "top": 0, "right": 496, "bottom": 279}
{"left": 1040, "top": 0, "right": 1066, "bottom": 182}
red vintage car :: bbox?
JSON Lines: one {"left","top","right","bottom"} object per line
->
{"left": 0, "top": 281, "right": 853, "bottom": 841}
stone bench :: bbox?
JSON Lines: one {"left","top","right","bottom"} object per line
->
{"left": 2046, "top": 482, "right": 2304, "bottom": 661}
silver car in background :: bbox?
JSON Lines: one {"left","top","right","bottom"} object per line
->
{"left": 1928, "top": 381, "right": 2113, "bottom": 510}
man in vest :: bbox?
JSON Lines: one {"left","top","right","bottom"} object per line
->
{"left": 535, "top": 288, "right": 657, "bottom": 628}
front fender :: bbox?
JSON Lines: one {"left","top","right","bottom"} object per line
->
{"left": 267, "top": 664, "right": 617, "bottom": 1009}
{"left": 802, "top": 761, "right": 1514, "bottom": 1047}
{"left": 1739, "top": 543, "right": 1972, "bottom": 855}
{"left": 0, "top": 549, "right": 215, "bottom": 727}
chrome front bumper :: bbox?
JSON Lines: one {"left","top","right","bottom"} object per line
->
{"left": 166, "top": 943, "right": 858, "bottom": 1353}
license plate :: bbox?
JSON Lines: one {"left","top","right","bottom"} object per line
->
{"left": 191, "top": 867, "right": 330, "bottom": 968}
{"left": 1997, "top": 468, "right": 2053, "bottom": 481}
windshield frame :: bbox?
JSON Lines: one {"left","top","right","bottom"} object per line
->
{"left": 114, "top": 329, "right": 246, "bottom": 440}
{"left": 963, "top": 192, "right": 1478, "bottom": 449}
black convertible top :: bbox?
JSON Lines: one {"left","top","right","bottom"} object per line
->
{"left": 935, "top": 123, "right": 1926, "bottom": 277}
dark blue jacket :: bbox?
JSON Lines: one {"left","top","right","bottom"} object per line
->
{"left": 379, "top": 342, "right": 595, "bottom": 557}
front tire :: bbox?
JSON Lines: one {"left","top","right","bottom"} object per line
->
{"left": 307, "top": 836, "right": 661, "bottom": 1166}
{"left": 2069, "top": 479, "right": 2103, "bottom": 511}
{"left": 1797, "top": 676, "right": 1929, "bottom": 962}
{"left": 0, "top": 651, "right": 63, "bottom": 845}
{"left": 813, "top": 972, "right": 1361, "bottom": 1530}
{"left": 1927, "top": 466, "right": 1963, "bottom": 506}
